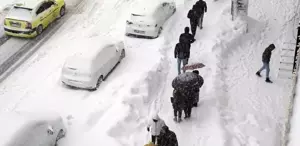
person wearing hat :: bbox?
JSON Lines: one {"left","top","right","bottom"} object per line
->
{"left": 157, "top": 125, "right": 178, "bottom": 146}
{"left": 147, "top": 114, "right": 166, "bottom": 145}
{"left": 256, "top": 44, "right": 276, "bottom": 83}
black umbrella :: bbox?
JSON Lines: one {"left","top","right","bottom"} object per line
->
{"left": 172, "top": 72, "right": 204, "bottom": 91}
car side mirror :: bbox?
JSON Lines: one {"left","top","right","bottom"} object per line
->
{"left": 47, "top": 126, "right": 54, "bottom": 135}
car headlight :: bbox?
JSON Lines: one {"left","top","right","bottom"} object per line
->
{"left": 126, "top": 20, "right": 133, "bottom": 25}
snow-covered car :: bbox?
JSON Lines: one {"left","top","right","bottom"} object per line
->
{"left": 3, "top": 0, "right": 66, "bottom": 38}
{"left": 61, "top": 41, "right": 126, "bottom": 91}
{"left": 125, "top": 0, "right": 176, "bottom": 38}
{"left": 0, "top": 111, "right": 66, "bottom": 146}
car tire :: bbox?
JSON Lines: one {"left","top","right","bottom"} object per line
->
{"left": 60, "top": 6, "right": 66, "bottom": 17}
{"left": 173, "top": 8, "right": 176, "bottom": 14}
{"left": 36, "top": 25, "right": 43, "bottom": 35}
{"left": 89, "top": 76, "right": 103, "bottom": 91}
{"left": 120, "top": 49, "right": 125, "bottom": 61}
{"left": 55, "top": 129, "right": 65, "bottom": 146}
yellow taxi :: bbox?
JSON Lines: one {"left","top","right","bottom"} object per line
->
{"left": 3, "top": 0, "right": 66, "bottom": 38}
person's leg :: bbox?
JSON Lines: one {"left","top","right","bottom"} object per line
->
{"left": 178, "top": 109, "right": 182, "bottom": 122}
{"left": 258, "top": 63, "right": 266, "bottom": 73}
{"left": 182, "top": 58, "right": 188, "bottom": 73}
{"left": 200, "top": 13, "right": 204, "bottom": 29}
{"left": 152, "top": 135, "right": 156, "bottom": 143}
{"left": 173, "top": 106, "right": 178, "bottom": 121}
{"left": 265, "top": 62, "right": 270, "bottom": 78}
{"left": 177, "top": 58, "right": 182, "bottom": 75}
{"left": 191, "top": 20, "right": 197, "bottom": 36}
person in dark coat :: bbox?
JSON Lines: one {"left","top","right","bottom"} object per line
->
{"left": 171, "top": 89, "right": 185, "bottom": 122}
{"left": 157, "top": 125, "right": 178, "bottom": 146}
{"left": 187, "top": 6, "right": 200, "bottom": 37}
{"left": 256, "top": 44, "right": 276, "bottom": 83}
{"left": 192, "top": 70, "right": 202, "bottom": 107}
{"left": 179, "top": 27, "right": 195, "bottom": 44}
{"left": 174, "top": 42, "right": 190, "bottom": 75}
{"left": 194, "top": 0, "right": 207, "bottom": 29}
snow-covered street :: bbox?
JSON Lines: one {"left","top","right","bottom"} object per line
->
{"left": 0, "top": 0, "right": 298, "bottom": 145}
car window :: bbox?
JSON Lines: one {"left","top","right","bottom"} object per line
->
{"left": 36, "top": 3, "right": 46, "bottom": 15}
{"left": 44, "top": 1, "right": 55, "bottom": 10}
{"left": 162, "top": 2, "right": 169, "bottom": 7}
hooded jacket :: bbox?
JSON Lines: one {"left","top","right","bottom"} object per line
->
{"left": 147, "top": 114, "right": 166, "bottom": 136}
{"left": 179, "top": 27, "right": 195, "bottom": 44}
{"left": 262, "top": 44, "right": 275, "bottom": 63}
{"left": 157, "top": 126, "right": 178, "bottom": 146}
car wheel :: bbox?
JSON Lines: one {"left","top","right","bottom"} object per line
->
{"left": 89, "top": 76, "right": 103, "bottom": 91}
{"left": 36, "top": 25, "right": 43, "bottom": 35}
{"left": 120, "top": 49, "right": 125, "bottom": 60}
{"left": 60, "top": 6, "right": 66, "bottom": 17}
{"left": 55, "top": 129, "right": 65, "bottom": 146}
{"left": 172, "top": 8, "right": 176, "bottom": 14}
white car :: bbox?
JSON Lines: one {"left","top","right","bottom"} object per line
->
{"left": 125, "top": 0, "right": 176, "bottom": 38}
{"left": 61, "top": 41, "right": 126, "bottom": 91}
{"left": 0, "top": 111, "right": 66, "bottom": 146}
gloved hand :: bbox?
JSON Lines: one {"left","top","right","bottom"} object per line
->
{"left": 147, "top": 127, "right": 150, "bottom": 131}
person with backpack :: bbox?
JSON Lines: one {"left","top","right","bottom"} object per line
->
{"left": 171, "top": 89, "right": 185, "bottom": 122}
{"left": 174, "top": 41, "right": 190, "bottom": 75}
{"left": 187, "top": 5, "right": 200, "bottom": 36}
{"left": 194, "top": 0, "right": 207, "bottom": 29}
{"left": 256, "top": 44, "right": 276, "bottom": 83}
{"left": 157, "top": 125, "right": 178, "bottom": 146}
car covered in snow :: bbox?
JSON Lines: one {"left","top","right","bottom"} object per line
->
{"left": 3, "top": 0, "right": 66, "bottom": 38}
{"left": 0, "top": 111, "right": 66, "bottom": 146}
{"left": 61, "top": 40, "right": 126, "bottom": 91}
{"left": 125, "top": 0, "right": 176, "bottom": 38}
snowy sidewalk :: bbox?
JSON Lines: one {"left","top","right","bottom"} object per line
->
{"left": 215, "top": 0, "right": 297, "bottom": 145}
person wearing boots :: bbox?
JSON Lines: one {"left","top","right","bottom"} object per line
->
{"left": 256, "top": 44, "right": 276, "bottom": 83}
{"left": 171, "top": 89, "right": 185, "bottom": 122}
{"left": 147, "top": 114, "right": 166, "bottom": 145}
{"left": 157, "top": 125, "right": 178, "bottom": 146}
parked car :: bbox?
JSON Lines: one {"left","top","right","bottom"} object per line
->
{"left": 61, "top": 41, "right": 126, "bottom": 91}
{"left": 125, "top": 0, "right": 176, "bottom": 38}
{"left": 3, "top": 0, "right": 66, "bottom": 38}
{"left": 0, "top": 111, "right": 66, "bottom": 146}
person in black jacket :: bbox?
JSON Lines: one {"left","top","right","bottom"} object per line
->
{"left": 179, "top": 27, "right": 195, "bottom": 44}
{"left": 194, "top": 0, "right": 207, "bottom": 29}
{"left": 157, "top": 126, "right": 178, "bottom": 146}
{"left": 171, "top": 89, "right": 185, "bottom": 122}
{"left": 256, "top": 44, "right": 276, "bottom": 83}
{"left": 187, "top": 5, "right": 200, "bottom": 37}
{"left": 174, "top": 42, "right": 190, "bottom": 75}
{"left": 192, "top": 70, "right": 201, "bottom": 107}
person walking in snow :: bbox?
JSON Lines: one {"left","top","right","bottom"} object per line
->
{"left": 174, "top": 41, "right": 190, "bottom": 75}
{"left": 171, "top": 89, "right": 185, "bottom": 122}
{"left": 157, "top": 125, "right": 178, "bottom": 146}
{"left": 179, "top": 27, "right": 195, "bottom": 44}
{"left": 192, "top": 70, "right": 203, "bottom": 107}
{"left": 194, "top": 0, "right": 207, "bottom": 29}
{"left": 187, "top": 6, "right": 200, "bottom": 37}
{"left": 256, "top": 44, "right": 276, "bottom": 83}
{"left": 147, "top": 114, "right": 166, "bottom": 145}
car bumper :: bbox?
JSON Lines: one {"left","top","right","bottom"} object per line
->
{"left": 4, "top": 27, "right": 37, "bottom": 38}
{"left": 61, "top": 76, "right": 95, "bottom": 89}
{"left": 125, "top": 25, "right": 159, "bottom": 38}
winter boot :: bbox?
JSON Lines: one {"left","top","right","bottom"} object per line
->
{"left": 265, "top": 78, "right": 273, "bottom": 83}
{"left": 256, "top": 71, "right": 261, "bottom": 77}
{"left": 177, "top": 118, "right": 182, "bottom": 123}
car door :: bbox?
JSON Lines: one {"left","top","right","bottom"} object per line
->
{"left": 105, "top": 45, "right": 118, "bottom": 72}
{"left": 36, "top": 2, "right": 48, "bottom": 27}
{"left": 45, "top": 1, "right": 57, "bottom": 23}
{"left": 154, "top": 5, "right": 166, "bottom": 26}
{"left": 161, "top": 2, "right": 172, "bottom": 19}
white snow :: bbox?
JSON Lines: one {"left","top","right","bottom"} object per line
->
{"left": 0, "top": 0, "right": 297, "bottom": 146}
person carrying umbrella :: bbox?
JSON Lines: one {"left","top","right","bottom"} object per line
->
{"left": 172, "top": 70, "right": 204, "bottom": 119}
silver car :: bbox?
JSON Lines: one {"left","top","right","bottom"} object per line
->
{"left": 0, "top": 111, "right": 66, "bottom": 146}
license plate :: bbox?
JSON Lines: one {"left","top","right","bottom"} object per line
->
{"left": 134, "top": 30, "right": 145, "bottom": 34}
{"left": 10, "top": 22, "right": 21, "bottom": 28}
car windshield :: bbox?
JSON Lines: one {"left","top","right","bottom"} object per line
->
{"left": 9, "top": 7, "right": 32, "bottom": 20}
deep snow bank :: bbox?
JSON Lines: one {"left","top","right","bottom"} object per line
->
{"left": 71, "top": 38, "right": 168, "bottom": 146}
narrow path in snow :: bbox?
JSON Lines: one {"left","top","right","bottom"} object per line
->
{"left": 217, "top": 0, "right": 298, "bottom": 145}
